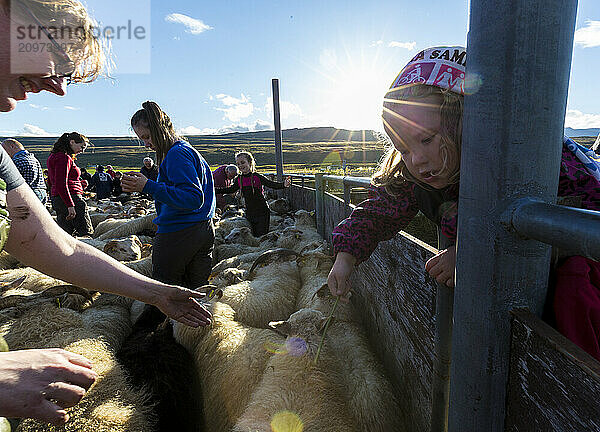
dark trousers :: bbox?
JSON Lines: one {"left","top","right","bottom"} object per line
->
{"left": 246, "top": 208, "right": 270, "bottom": 237}
{"left": 51, "top": 194, "right": 93, "bottom": 237}
{"left": 152, "top": 220, "right": 215, "bottom": 290}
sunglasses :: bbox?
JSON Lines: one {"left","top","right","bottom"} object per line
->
{"left": 15, "top": 0, "right": 76, "bottom": 84}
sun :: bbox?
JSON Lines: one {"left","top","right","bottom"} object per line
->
{"left": 308, "top": 49, "right": 398, "bottom": 133}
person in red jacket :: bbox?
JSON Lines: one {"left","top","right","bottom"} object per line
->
{"left": 46, "top": 132, "right": 93, "bottom": 236}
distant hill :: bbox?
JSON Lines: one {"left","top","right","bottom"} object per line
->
{"left": 5, "top": 127, "right": 383, "bottom": 169}
{"left": 184, "top": 127, "right": 378, "bottom": 143}
{"left": 564, "top": 128, "right": 599, "bottom": 138}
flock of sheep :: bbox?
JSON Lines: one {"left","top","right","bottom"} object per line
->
{"left": 0, "top": 192, "right": 403, "bottom": 431}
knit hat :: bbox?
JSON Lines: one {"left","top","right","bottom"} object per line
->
{"left": 389, "top": 46, "right": 466, "bottom": 95}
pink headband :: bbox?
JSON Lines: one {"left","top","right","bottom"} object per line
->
{"left": 389, "top": 46, "right": 466, "bottom": 95}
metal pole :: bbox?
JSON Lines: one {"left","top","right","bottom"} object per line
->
{"left": 449, "top": 1, "right": 578, "bottom": 431}
{"left": 315, "top": 173, "right": 325, "bottom": 237}
{"left": 272, "top": 78, "right": 284, "bottom": 182}
{"left": 343, "top": 183, "right": 351, "bottom": 218}
{"left": 430, "top": 234, "right": 453, "bottom": 432}
{"left": 508, "top": 199, "right": 600, "bottom": 260}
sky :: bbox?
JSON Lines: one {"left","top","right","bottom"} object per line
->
{"left": 1, "top": 0, "right": 599, "bottom": 137}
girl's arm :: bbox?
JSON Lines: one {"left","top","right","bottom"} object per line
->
{"left": 215, "top": 181, "right": 239, "bottom": 195}
{"left": 256, "top": 173, "right": 288, "bottom": 189}
{"left": 328, "top": 183, "right": 419, "bottom": 298}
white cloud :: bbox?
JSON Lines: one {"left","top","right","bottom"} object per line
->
{"left": 574, "top": 20, "right": 600, "bottom": 48}
{"left": 370, "top": 40, "right": 384, "bottom": 47}
{"left": 319, "top": 49, "right": 337, "bottom": 70}
{"left": 265, "top": 98, "right": 303, "bottom": 120}
{"left": 21, "top": 124, "right": 52, "bottom": 136}
{"left": 178, "top": 126, "right": 206, "bottom": 135}
{"left": 388, "top": 41, "right": 417, "bottom": 50}
{"left": 165, "top": 13, "right": 212, "bottom": 35}
{"left": 215, "top": 93, "right": 254, "bottom": 122}
{"left": 29, "top": 104, "right": 49, "bottom": 111}
{"left": 565, "top": 109, "right": 600, "bottom": 129}
{"left": 64, "top": 106, "right": 80, "bottom": 111}
{"left": 254, "top": 119, "right": 272, "bottom": 131}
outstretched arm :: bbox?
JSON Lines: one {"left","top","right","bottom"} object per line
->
{"left": 4, "top": 183, "right": 212, "bottom": 328}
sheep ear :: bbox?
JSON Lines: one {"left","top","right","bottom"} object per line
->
{"left": 103, "top": 241, "right": 117, "bottom": 252}
{"left": 269, "top": 320, "right": 291, "bottom": 336}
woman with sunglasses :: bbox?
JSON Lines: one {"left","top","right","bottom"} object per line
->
{"left": 0, "top": 0, "right": 212, "bottom": 426}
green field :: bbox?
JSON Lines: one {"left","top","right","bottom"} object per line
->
{"left": 11, "top": 127, "right": 385, "bottom": 176}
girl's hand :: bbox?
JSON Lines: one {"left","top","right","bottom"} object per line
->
{"left": 425, "top": 245, "right": 456, "bottom": 287}
{"left": 121, "top": 172, "right": 148, "bottom": 193}
{"left": 66, "top": 206, "right": 76, "bottom": 220}
{"left": 327, "top": 252, "right": 356, "bottom": 303}
{"left": 284, "top": 176, "right": 291, "bottom": 187}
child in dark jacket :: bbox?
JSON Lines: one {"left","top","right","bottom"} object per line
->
{"left": 216, "top": 151, "right": 290, "bottom": 237}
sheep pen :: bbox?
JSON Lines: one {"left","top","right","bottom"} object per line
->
{"left": 0, "top": 195, "right": 403, "bottom": 431}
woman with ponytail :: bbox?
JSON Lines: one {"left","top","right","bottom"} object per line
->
{"left": 47, "top": 132, "right": 93, "bottom": 236}
{"left": 123, "top": 101, "right": 216, "bottom": 291}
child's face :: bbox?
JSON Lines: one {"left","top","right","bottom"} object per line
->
{"left": 383, "top": 94, "right": 455, "bottom": 189}
{"left": 133, "top": 124, "right": 154, "bottom": 151}
{"left": 236, "top": 156, "right": 251, "bottom": 174}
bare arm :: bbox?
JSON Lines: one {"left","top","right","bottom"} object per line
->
{"left": 4, "top": 184, "right": 211, "bottom": 327}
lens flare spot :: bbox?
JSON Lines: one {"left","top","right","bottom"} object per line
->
{"left": 285, "top": 337, "right": 308, "bottom": 357}
{"left": 271, "top": 410, "right": 304, "bottom": 432}
{"left": 464, "top": 72, "right": 483, "bottom": 95}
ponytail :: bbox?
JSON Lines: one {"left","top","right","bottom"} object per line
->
{"left": 51, "top": 132, "right": 88, "bottom": 156}
{"left": 131, "top": 101, "right": 181, "bottom": 164}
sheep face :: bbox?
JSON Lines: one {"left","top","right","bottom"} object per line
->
{"left": 225, "top": 227, "right": 259, "bottom": 247}
{"left": 103, "top": 235, "right": 143, "bottom": 262}
{"left": 294, "top": 209, "right": 316, "bottom": 228}
{"left": 269, "top": 198, "right": 291, "bottom": 215}
{"left": 270, "top": 308, "right": 329, "bottom": 341}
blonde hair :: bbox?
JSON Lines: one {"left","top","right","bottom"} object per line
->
{"left": 374, "top": 84, "right": 463, "bottom": 195}
{"left": 131, "top": 101, "right": 181, "bottom": 165}
{"left": 7, "top": 0, "right": 107, "bottom": 83}
{"left": 235, "top": 151, "right": 256, "bottom": 172}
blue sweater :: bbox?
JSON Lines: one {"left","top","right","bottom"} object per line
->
{"left": 142, "top": 141, "right": 215, "bottom": 233}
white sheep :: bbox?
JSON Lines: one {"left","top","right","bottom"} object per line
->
{"left": 103, "top": 235, "right": 143, "bottom": 262}
{"left": 225, "top": 226, "right": 260, "bottom": 247}
{"left": 97, "top": 213, "right": 157, "bottom": 241}
{"left": 276, "top": 225, "right": 324, "bottom": 253}
{"left": 214, "top": 216, "right": 251, "bottom": 238}
{"left": 93, "top": 218, "right": 131, "bottom": 238}
{"left": 218, "top": 251, "right": 301, "bottom": 328}
{"left": 233, "top": 308, "right": 357, "bottom": 432}
{"left": 173, "top": 301, "right": 284, "bottom": 432}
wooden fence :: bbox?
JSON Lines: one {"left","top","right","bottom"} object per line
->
{"left": 281, "top": 178, "right": 600, "bottom": 431}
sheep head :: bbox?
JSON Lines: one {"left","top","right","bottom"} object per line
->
{"left": 269, "top": 308, "right": 331, "bottom": 339}
{"left": 103, "top": 235, "right": 143, "bottom": 262}
{"left": 225, "top": 227, "right": 259, "bottom": 246}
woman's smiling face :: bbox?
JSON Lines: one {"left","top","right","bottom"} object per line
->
{"left": 236, "top": 156, "right": 251, "bottom": 174}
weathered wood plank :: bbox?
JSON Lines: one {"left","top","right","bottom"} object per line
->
{"left": 506, "top": 309, "right": 600, "bottom": 431}
{"left": 352, "top": 232, "right": 438, "bottom": 432}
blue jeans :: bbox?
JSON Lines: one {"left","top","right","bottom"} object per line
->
{"left": 34, "top": 188, "right": 47, "bottom": 205}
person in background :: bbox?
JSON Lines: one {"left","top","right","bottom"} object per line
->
{"left": 46, "top": 132, "right": 93, "bottom": 236}
{"left": 112, "top": 171, "right": 123, "bottom": 196}
{"left": 105, "top": 164, "right": 116, "bottom": 179}
{"left": 140, "top": 156, "right": 158, "bottom": 181}
{"left": 123, "top": 101, "right": 216, "bottom": 290}
{"left": 215, "top": 151, "right": 290, "bottom": 237}
{"left": 90, "top": 164, "right": 113, "bottom": 200}
{"left": 0, "top": 138, "right": 46, "bottom": 204}
{"left": 212, "top": 164, "right": 239, "bottom": 210}
{"left": 0, "top": 0, "right": 211, "bottom": 425}
{"left": 79, "top": 167, "right": 93, "bottom": 191}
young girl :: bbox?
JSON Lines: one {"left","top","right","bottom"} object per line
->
{"left": 46, "top": 132, "right": 93, "bottom": 236}
{"left": 327, "top": 46, "right": 600, "bottom": 308}
{"left": 215, "top": 151, "right": 290, "bottom": 237}
{"left": 122, "top": 101, "right": 216, "bottom": 289}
